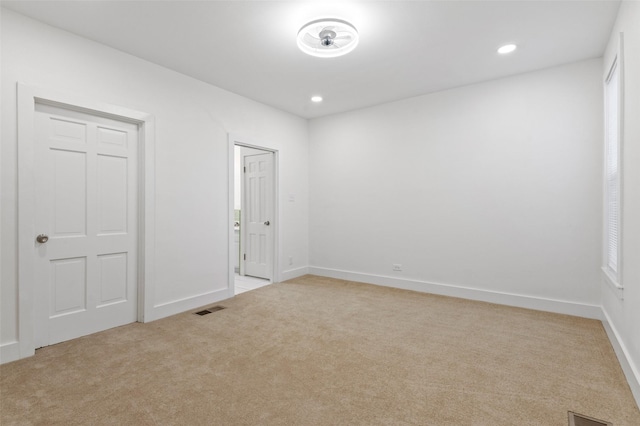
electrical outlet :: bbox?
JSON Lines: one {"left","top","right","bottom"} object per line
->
{"left": 289, "top": 256, "right": 293, "bottom": 266}
{"left": 392, "top": 264, "right": 402, "bottom": 272}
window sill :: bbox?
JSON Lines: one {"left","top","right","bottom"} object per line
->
{"left": 602, "top": 267, "right": 624, "bottom": 300}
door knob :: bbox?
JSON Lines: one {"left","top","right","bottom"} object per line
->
{"left": 264, "top": 221, "right": 270, "bottom": 226}
{"left": 36, "top": 234, "right": 49, "bottom": 244}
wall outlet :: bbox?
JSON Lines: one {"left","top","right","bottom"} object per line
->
{"left": 392, "top": 264, "right": 402, "bottom": 272}
{"left": 288, "top": 256, "right": 293, "bottom": 266}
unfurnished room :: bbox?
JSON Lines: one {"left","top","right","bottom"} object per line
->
{"left": 1, "top": 1, "right": 639, "bottom": 425}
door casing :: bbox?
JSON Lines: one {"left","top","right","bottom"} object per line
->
{"left": 17, "top": 83, "right": 156, "bottom": 360}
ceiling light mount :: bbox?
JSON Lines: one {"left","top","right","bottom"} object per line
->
{"left": 297, "top": 18, "right": 359, "bottom": 58}
{"left": 319, "top": 29, "right": 337, "bottom": 46}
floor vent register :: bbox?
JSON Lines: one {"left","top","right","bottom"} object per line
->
{"left": 568, "top": 411, "right": 612, "bottom": 426}
{"left": 194, "top": 306, "right": 226, "bottom": 316}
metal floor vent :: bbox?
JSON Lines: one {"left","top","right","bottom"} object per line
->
{"left": 194, "top": 306, "right": 226, "bottom": 316}
{"left": 568, "top": 411, "right": 612, "bottom": 426}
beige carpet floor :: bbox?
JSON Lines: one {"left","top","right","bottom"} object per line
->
{"left": 1, "top": 275, "right": 639, "bottom": 425}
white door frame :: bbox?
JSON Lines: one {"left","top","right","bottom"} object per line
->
{"left": 227, "top": 134, "right": 279, "bottom": 296}
{"left": 17, "top": 83, "right": 156, "bottom": 359}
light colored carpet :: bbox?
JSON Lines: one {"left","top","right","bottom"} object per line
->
{"left": 1, "top": 275, "right": 639, "bottom": 425}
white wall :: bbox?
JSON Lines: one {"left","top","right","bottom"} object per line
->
{"left": 601, "top": 0, "right": 640, "bottom": 403}
{"left": 0, "top": 9, "right": 309, "bottom": 362}
{"left": 309, "top": 59, "right": 603, "bottom": 317}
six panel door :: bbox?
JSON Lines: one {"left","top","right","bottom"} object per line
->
{"left": 243, "top": 152, "right": 273, "bottom": 280}
{"left": 34, "top": 103, "right": 138, "bottom": 348}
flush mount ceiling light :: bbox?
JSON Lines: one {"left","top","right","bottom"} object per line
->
{"left": 497, "top": 44, "right": 517, "bottom": 54}
{"left": 311, "top": 96, "right": 323, "bottom": 103}
{"left": 297, "top": 18, "right": 359, "bottom": 58}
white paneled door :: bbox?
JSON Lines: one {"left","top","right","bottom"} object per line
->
{"left": 243, "top": 152, "right": 273, "bottom": 279}
{"left": 33, "top": 104, "right": 138, "bottom": 348}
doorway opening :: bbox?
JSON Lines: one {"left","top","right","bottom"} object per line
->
{"left": 230, "top": 138, "right": 278, "bottom": 296}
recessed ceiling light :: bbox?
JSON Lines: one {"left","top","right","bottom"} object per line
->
{"left": 497, "top": 44, "right": 517, "bottom": 54}
{"left": 297, "top": 18, "right": 359, "bottom": 58}
{"left": 311, "top": 96, "right": 323, "bottom": 103}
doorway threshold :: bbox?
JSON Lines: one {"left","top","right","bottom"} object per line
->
{"left": 235, "top": 274, "right": 271, "bottom": 295}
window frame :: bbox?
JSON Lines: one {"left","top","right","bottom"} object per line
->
{"left": 602, "top": 33, "right": 624, "bottom": 298}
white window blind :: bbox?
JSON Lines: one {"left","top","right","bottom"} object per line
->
{"left": 605, "top": 60, "right": 620, "bottom": 277}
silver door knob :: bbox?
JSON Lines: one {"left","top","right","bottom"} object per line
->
{"left": 264, "top": 221, "right": 270, "bottom": 226}
{"left": 36, "top": 234, "right": 49, "bottom": 244}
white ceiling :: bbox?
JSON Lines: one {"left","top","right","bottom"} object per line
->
{"left": 2, "top": 0, "right": 621, "bottom": 119}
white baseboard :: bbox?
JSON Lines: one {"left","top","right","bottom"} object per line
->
{"left": 147, "top": 288, "right": 230, "bottom": 322}
{"left": 308, "top": 266, "right": 602, "bottom": 319}
{"left": 281, "top": 266, "right": 309, "bottom": 282}
{"left": 601, "top": 309, "right": 640, "bottom": 408}
{"left": 0, "top": 341, "right": 20, "bottom": 365}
